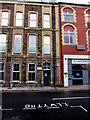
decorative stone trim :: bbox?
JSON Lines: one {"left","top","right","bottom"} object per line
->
{"left": 84, "top": 8, "right": 90, "bottom": 28}
{"left": 61, "top": 6, "right": 76, "bottom": 23}
{"left": 61, "top": 23, "right": 78, "bottom": 45}
{"left": 86, "top": 29, "right": 90, "bottom": 51}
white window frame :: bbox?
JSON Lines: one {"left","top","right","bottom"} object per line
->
{"left": 16, "top": 12, "right": 23, "bottom": 26}
{"left": 0, "top": 62, "right": 4, "bottom": 82}
{"left": 63, "top": 11, "right": 74, "bottom": 22}
{"left": 30, "top": 13, "right": 37, "bottom": 28}
{"left": 1, "top": 11, "right": 9, "bottom": 26}
{"left": 43, "top": 36, "right": 50, "bottom": 54}
{"left": 14, "top": 35, "right": 21, "bottom": 53}
{"left": 0, "top": 34, "right": 7, "bottom": 53}
{"left": 29, "top": 35, "right": 36, "bottom": 53}
{"left": 28, "top": 63, "right": 36, "bottom": 83}
{"left": 12, "top": 63, "right": 20, "bottom": 82}
{"left": 64, "top": 30, "right": 75, "bottom": 45}
{"left": 86, "top": 14, "right": 90, "bottom": 23}
{"left": 43, "top": 14, "right": 50, "bottom": 28}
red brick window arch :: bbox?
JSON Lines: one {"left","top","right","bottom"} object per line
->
{"left": 64, "top": 25, "right": 75, "bottom": 45}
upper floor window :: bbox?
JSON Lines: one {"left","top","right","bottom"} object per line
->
{"left": 86, "top": 14, "right": 90, "bottom": 23}
{"left": 28, "top": 63, "right": 36, "bottom": 82}
{"left": 14, "top": 35, "right": 21, "bottom": 53}
{"left": 88, "top": 34, "right": 90, "bottom": 45}
{"left": 64, "top": 30, "right": 75, "bottom": 45}
{"left": 30, "top": 13, "right": 37, "bottom": 27}
{"left": 29, "top": 35, "right": 36, "bottom": 53}
{"left": 44, "top": 36, "right": 50, "bottom": 54}
{"left": 43, "top": 14, "right": 50, "bottom": 28}
{"left": 1, "top": 11, "right": 9, "bottom": 26}
{"left": 0, "top": 34, "right": 7, "bottom": 52}
{"left": 0, "top": 62, "right": 4, "bottom": 81}
{"left": 13, "top": 63, "right": 20, "bottom": 81}
{"left": 63, "top": 12, "right": 74, "bottom": 22}
{"left": 16, "top": 12, "right": 23, "bottom": 26}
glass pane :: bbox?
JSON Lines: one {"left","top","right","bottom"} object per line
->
{"left": 14, "top": 44, "right": 21, "bottom": 53}
{"left": 0, "top": 72, "right": 4, "bottom": 80}
{"left": 44, "top": 14, "right": 50, "bottom": 21}
{"left": 16, "top": 20, "right": 22, "bottom": 26}
{"left": 28, "top": 73, "right": 35, "bottom": 81}
{"left": 30, "top": 21, "right": 36, "bottom": 27}
{"left": 0, "top": 63, "right": 4, "bottom": 71}
{"left": 44, "top": 21, "right": 50, "bottom": 28}
{"left": 13, "top": 72, "right": 19, "bottom": 80}
{"left": 13, "top": 64, "right": 20, "bottom": 71}
{"left": 44, "top": 36, "right": 50, "bottom": 44}
{"left": 0, "top": 34, "right": 6, "bottom": 42}
{"left": 16, "top": 13, "right": 22, "bottom": 19}
{"left": 29, "top": 45, "right": 36, "bottom": 53}
{"left": 0, "top": 44, "right": 6, "bottom": 52}
{"left": 30, "top": 14, "right": 36, "bottom": 20}
{"left": 29, "top": 35, "right": 36, "bottom": 44}
{"left": 44, "top": 45, "right": 50, "bottom": 53}
{"left": 64, "top": 35, "right": 69, "bottom": 43}
{"left": 2, "top": 12, "right": 8, "bottom": 19}
{"left": 1, "top": 19, "right": 8, "bottom": 26}
{"left": 88, "top": 34, "right": 90, "bottom": 45}
{"left": 29, "top": 64, "right": 35, "bottom": 71}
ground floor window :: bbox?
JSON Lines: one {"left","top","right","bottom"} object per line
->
{"left": 28, "top": 63, "right": 36, "bottom": 82}
{"left": 13, "top": 63, "right": 20, "bottom": 81}
{"left": 0, "top": 62, "right": 4, "bottom": 81}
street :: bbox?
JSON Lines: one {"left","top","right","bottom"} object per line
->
{"left": 1, "top": 90, "right": 90, "bottom": 120}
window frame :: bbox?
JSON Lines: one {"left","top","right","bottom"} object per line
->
{"left": 0, "top": 62, "right": 4, "bottom": 82}
{"left": 0, "top": 33, "right": 7, "bottom": 53}
{"left": 29, "top": 34, "right": 36, "bottom": 53}
{"left": 15, "top": 12, "right": 23, "bottom": 27}
{"left": 29, "top": 12, "right": 37, "bottom": 28}
{"left": 12, "top": 63, "right": 20, "bottom": 82}
{"left": 63, "top": 11, "right": 74, "bottom": 22}
{"left": 64, "top": 30, "right": 75, "bottom": 45}
{"left": 14, "top": 34, "right": 22, "bottom": 53}
{"left": 43, "top": 14, "right": 50, "bottom": 28}
{"left": 28, "top": 63, "right": 36, "bottom": 82}
{"left": 43, "top": 35, "right": 50, "bottom": 54}
{"left": 1, "top": 11, "right": 9, "bottom": 26}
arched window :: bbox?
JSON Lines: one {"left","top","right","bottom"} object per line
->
{"left": 64, "top": 25, "right": 75, "bottom": 45}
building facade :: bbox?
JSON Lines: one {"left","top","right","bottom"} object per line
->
{"left": 0, "top": 0, "right": 60, "bottom": 87}
{"left": 0, "top": 0, "right": 90, "bottom": 87}
{"left": 59, "top": 3, "right": 90, "bottom": 87}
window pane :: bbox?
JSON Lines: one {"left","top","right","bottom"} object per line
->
{"left": 30, "top": 14, "right": 36, "bottom": 20}
{"left": 30, "top": 21, "right": 36, "bottom": 27}
{"left": 0, "top": 34, "right": 7, "bottom": 42}
{"left": 13, "top": 64, "right": 20, "bottom": 71}
{"left": 28, "top": 73, "right": 35, "bottom": 81}
{"left": 86, "top": 14, "right": 90, "bottom": 23}
{"left": 44, "top": 14, "right": 50, "bottom": 21}
{"left": 44, "top": 45, "right": 50, "bottom": 53}
{"left": 0, "top": 44, "right": 6, "bottom": 52}
{"left": 0, "top": 72, "right": 4, "bottom": 80}
{"left": 29, "top": 45, "right": 36, "bottom": 53}
{"left": 13, "top": 72, "right": 19, "bottom": 80}
{"left": 44, "top": 22, "right": 50, "bottom": 28}
{"left": 2, "top": 12, "right": 8, "bottom": 19}
{"left": 44, "top": 36, "right": 50, "bottom": 44}
{"left": 1, "top": 19, "right": 8, "bottom": 26}
{"left": 16, "top": 20, "right": 22, "bottom": 26}
{"left": 44, "top": 14, "right": 50, "bottom": 28}
{"left": 0, "top": 63, "right": 4, "bottom": 71}
{"left": 29, "top": 64, "right": 35, "bottom": 71}
{"left": 14, "top": 44, "right": 21, "bottom": 53}
{"left": 64, "top": 35, "right": 69, "bottom": 43}
{"left": 63, "top": 12, "right": 74, "bottom": 22}
{"left": 0, "top": 34, "right": 6, "bottom": 52}
{"left": 88, "top": 34, "right": 90, "bottom": 45}
{"left": 14, "top": 35, "right": 21, "bottom": 53}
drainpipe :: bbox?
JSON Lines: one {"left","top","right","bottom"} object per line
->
{"left": 59, "top": 4, "right": 64, "bottom": 86}
{"left": 52, "top": 3, "right": 56, "bottom": 87}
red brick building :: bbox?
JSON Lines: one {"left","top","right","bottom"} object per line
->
{"left": 59, "top": 3, "right": 90, "bottom": 87}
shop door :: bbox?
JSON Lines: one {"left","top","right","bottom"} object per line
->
{"left": 44, "top": 71, "right": 50, "bottom": 86}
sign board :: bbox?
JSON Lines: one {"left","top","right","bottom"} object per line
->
{"left": 72, "top": 60, "right": 90, "bottom": 64}
{"left": 76, "top": 45, "right": 85, "bottom": 50}
{"left": 37, "top": 67, "right": 42, "bottom": 70}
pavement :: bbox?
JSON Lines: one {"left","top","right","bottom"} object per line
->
{"left": 0, "top": 85, "right": 90, "bottom": 93}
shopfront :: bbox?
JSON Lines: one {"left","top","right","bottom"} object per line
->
{"left": 64, "top": 55, "right": 90, "bottom": 87}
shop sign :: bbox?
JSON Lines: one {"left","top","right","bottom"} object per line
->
{"left": 72, "top": 60, "right": 90, "bottom": 64}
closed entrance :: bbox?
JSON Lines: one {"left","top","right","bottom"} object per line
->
{"left": 43, "top": 63, "right": 51, "bottom": 86}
